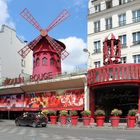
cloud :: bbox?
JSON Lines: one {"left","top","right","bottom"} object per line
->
{"left": 59, "top": 37, "right": 87, "bottom": 73}
{"left": 73, "top": 0, "right": 87, "bottom": 9}
{"left": 0, "top": 0, "right": 14, "bottom": 28}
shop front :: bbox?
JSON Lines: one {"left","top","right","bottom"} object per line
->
{"left": 0, "top": 73, "right": 87, "bottom": 119}
{"left": 88, "top": 63, "right": 140, "bottom": 119}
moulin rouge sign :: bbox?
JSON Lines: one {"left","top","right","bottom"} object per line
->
{"left": 3, "top": 72, "right": 53, "bottom": 86}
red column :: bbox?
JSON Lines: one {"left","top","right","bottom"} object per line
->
{"left": 138, "top": 86, "right": 140, "bottom": 113}
{"left": 89, "top": 88, "right": 95, "bottom": 118}
{"left": 111, "top": 39, "right": 114, "bottom": 58}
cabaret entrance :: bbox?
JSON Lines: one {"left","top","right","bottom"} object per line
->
{"left": 88, "top": 34, "right": 140, "bottom": 118}
{"left": 92, "top": 84, "right": 138, "bottom": 117}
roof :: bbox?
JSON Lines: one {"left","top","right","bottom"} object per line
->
{"left": 0, "top": 73, "right": 87, "bottom": 94}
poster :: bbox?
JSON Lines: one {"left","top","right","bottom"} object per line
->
{"left": 0, "top": 94, "right": 24, "bottom": 108}
{"left": 0, "top": 89, "right": 84, "bottom": 111}
{"left": 25, "top": 89, "right": 84, "bottom": 110}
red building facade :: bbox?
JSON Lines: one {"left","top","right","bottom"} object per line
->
{"left": 88, "top": 34, "right": 140, "bottom": 117}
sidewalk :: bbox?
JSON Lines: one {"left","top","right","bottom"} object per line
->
{"left": 1, "top": 119, "right": 140, "bottom": 130}
{"left": 47, "top": 121, "right": 140, "bottom": 130}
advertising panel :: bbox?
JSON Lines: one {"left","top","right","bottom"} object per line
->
{"left": 0, "top": 89, "right": 84, "bottom": 111}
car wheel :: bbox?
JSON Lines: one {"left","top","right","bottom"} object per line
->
{"left": 32, "top": 122, "right": 37, "bottom": 128}
{"left": 15, "top": 121, "right": 20, "bottom": 126}
{"left": 42, "top": 124, "right": 46, "bottom": 127}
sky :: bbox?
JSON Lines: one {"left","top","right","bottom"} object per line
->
{"left": 0, "top": 0, "right": 88, "bottom": 73}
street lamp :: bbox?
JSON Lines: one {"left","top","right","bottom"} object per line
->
{"left": 7, "top": 106, "right": 11, "bottom": 120}
{"left": 83, "top": 48, "right": 89, "bottom": 53}
{"left": 83, "top": 48, "right": 93, "bottom": 69}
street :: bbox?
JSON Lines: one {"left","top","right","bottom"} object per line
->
{"left": 0, "top": 120, "right": 140, "bottom": 140}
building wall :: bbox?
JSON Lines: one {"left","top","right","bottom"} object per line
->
{"left": 0, "top": 25, "right": 32, "bottom": 81}
{"left": 88, "top": 0, "right": 140, "bottom": 69}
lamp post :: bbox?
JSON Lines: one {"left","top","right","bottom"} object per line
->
{"left": 7, "top": 106, "right": 11, "bottom": 120}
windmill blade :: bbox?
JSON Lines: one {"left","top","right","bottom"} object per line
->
{"left": 46, "top": 36, "right": 69, "bottom": 60}
{"left": 61, "top": 50, "right": 69, "bottom": 60}
{"left": 46, "top": 9, "right": 70, "bottom": 32}
{"left": 20, "top": 8, "right": 42, "bottom": 31}
{"left": 46, "top": 36, "right": 63, "bottom": 56}
{"left": 18, "top": 45, "right": 31, "bottom": 58}
{"left": 18, "top": 35, "right": 42, "bottom": 58}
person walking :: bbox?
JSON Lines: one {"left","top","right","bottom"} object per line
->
{"left": 135, "top": 112, "right": 140, "bottom": 127}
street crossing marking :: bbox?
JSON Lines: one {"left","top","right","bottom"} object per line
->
{"left": 18, "top": 128, "right": 27, "bottom": 135}
{"left": 8, "top": 128, "right": 19, "bottom": 134}
{"left": 66, "top": 135, "right": 81, "bottom": 140}
{"left": 52, "top": 134, "right": 64, "bottom": 139}
{"left": 0, "top": 125, "right": 130, "bottom": 140}
{"left": 39, "top": 133, "right": 49, "bottom": 138}
{"left": 28, "top": 129, "right": 37, "bottom": 136}
{"left": 0, "top": 128, "right": 10, "bottom": 133}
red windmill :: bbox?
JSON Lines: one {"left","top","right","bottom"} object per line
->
{"left": 18, "top": 8, "right": 70, "bottom": 77}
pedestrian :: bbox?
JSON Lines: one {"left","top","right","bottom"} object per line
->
{"left": 135, "top": 111, "right": 140, "bottom": 127}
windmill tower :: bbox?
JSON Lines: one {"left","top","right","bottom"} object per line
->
{"left": 18, "top": 8, "right": 70, "bottom": 77}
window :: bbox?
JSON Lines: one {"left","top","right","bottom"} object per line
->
{"left": 94, "top": 41, "right": 101, "bottom": 53}
{"left": 119, "top": 0, "right": 128, "bottom": 5}
{"left": 132, "top": 32, "right": 140, "bottom": 45}
{"left": 132, "top": 10, "right": 140, "bottom": 23}
{"left": 121, "top": 57, "right": 127, "bottom": 63}
{"left": 94, "top": 61, "right": 100, "bottom": 68}
{"left": 94, "top": 4, "right": 100, "bottom": 13}
{"left": 36, "top": 58, "right": 40, "bottom": 66}
{"left": 118, "top": 14, "right": 126, "bottom": 26}
{"left": 106, "top": 0, "right": 112, "bottom": 9}
{"left": 50, "top": 58, "right": 55, "bottom": 65}
{"left": 119, "top": 35, "right": 127, "bottom": 48}
{"left": 91, "top": 0, "right": 97, "bottom": 3}
{"left": 133, "top": 54, "right": 140, "bottom": 63}
{"left": 94, "top": 21, "right": 100, "bottom": 33}
{"left": 42, "top": 57, "right": 47, "bottom": 65}
{"left": 105, "top": 17, "right": 112, "bottom": 30}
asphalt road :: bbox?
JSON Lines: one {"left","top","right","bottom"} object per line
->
{"left": 0, "top": 120, "right": 140, "bottom": 140}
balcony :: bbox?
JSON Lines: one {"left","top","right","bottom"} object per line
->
{"left": 121, "top": 43, "right": 127, "bottom": 48}
{"left": 94, "top": 49, "right": 101, "bottom": 54}
{"left": 105, "top": 24, "right": 112, "bottom": 30}
{"left": 132, "top": 16, "right": 140, "bottom": 23}
{"left": 119, "top": 20, "right": 126, "bottom": 27}
{"left": 133, "top": 41, "right": 140, "bottom": 45}
{"left": 94, "top": 27, "right": 100, "bottom": 33}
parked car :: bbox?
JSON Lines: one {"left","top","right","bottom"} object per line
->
{"left": 15, "top": 112, "right": 47, "bottom": 127}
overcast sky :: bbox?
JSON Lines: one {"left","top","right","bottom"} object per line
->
{"left": 0, "top": 0, "right": 88, "bottom": 72}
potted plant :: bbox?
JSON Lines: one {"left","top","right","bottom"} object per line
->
{"left": 41, "top": 110, "right": 49, "bottom": 122}
{"left": 41, "top": 110, "right": 49, "bottom": 117}
{"left": 110, "top": 109, "right": 122, "bottom": 127}
{"left": 49, "top": 110, "right": 57, "bottom": 125}
{"left": 127, "top": 109, "right": 137, "bottom": 128}
{"left": 69, "top": 110, "right": 78, "bottom": 126}
{"left": 59, "top": 110, "right": 68, "bottom": 125}
{"left": 81, "top": 110, "right": 91, "bottom": 126}
{"left": 94, "top": 109, "right": 105, "bottom": 127}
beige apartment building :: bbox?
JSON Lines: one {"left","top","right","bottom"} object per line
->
{"left": 88, "top": 0, "right": 140, "bottom": 68}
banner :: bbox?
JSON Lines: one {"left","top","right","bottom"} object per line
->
{"left": 0, "top": 94, "right": 24, "bottom": 108}
{"left": 0, "top": 89, "right": 84, "bottom": 111}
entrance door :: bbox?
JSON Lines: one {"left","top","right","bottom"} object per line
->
{"left": 94, "top": 85, "right": 138, "bottom": 120}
